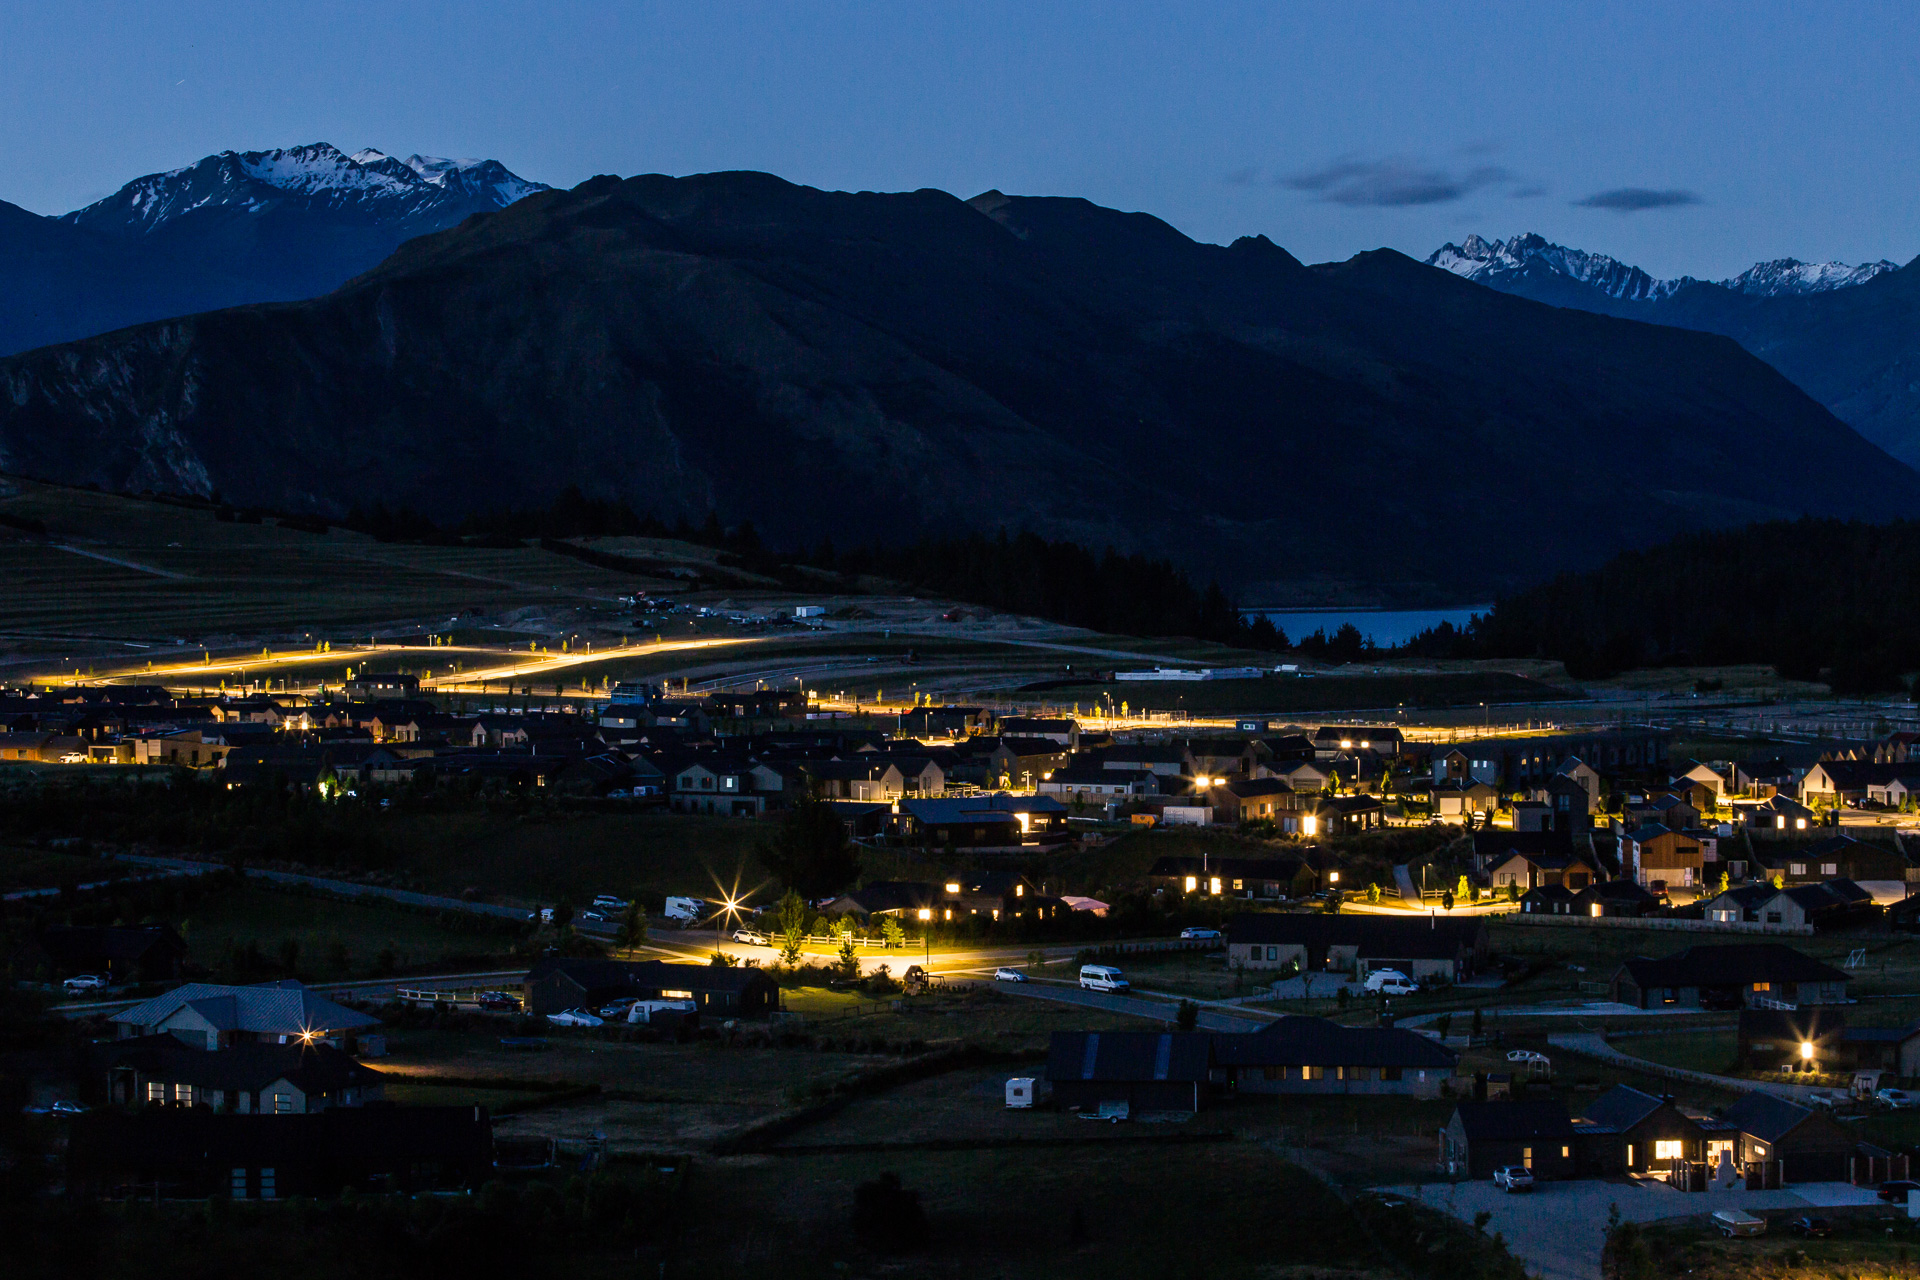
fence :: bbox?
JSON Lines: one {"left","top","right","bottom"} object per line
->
{"left": 794, "top": 933, "right": 923, "bottom": 950}
{"left": 1503, "top": 913, "right": 1812, "bottom": 937}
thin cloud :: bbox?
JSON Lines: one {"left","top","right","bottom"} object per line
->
{"left": 1575, "top": 187, "right": 1701, "bottom": 212}
{"left": 1509, "top": 184, "right": 1548, "bottom": 199}
{"left": 1283, "top": 157, "right": 1513, "bottom": 207}
{"left": 1222, "top": 166, "right": 1257, "bottom": 187}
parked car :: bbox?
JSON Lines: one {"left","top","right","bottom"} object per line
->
{"left": 475, "top": 992, "right": 522, "bottom": 1012}
{"left": 1179, "top": 927, "right": 1222, "bottom": 941}
{"left": 1877, "top": 1088, "right": 1914, "bottom": 1109}
{"left": 993, "top": 967, "right": 1029, "bottom": 982}
{"left": 1787, "top": 1216, "right": 1833, "bottom": 1238}
{"left": 577, "top": 910, "right": 608, "bottom": 922}
{"left": 1713, "top": 1209, "right": 1766, "bottom": 1237}
{"left": 1506, "top": 1049, "right": 1551, "bottom": 1068}
{"left": 1878, "top": 1179, "right": 1920, "bottom": 1203}
{"left": 592, "top": 895, "right": 631, "bottom": 910}
{"left": 597, "top": 1001, "right": 638, "bottom": 1020}
{"left": 546, "top": 1009, "right": 604, "bottom": 1028}
{"left": 733, "top": 929, "right": 770, "bottom": 946}
{"left": 1079, "top": 965, "right": 1129, "bottom": 992}
{"left": 1492, "top": 1166, "right": 1534, "bottom": 1193}
{"left": 62, "top": 974, "right": 109, "bottom": 993}
{"left": 1362, "top": 969, "right": 1413, "bottom": 994}
{"left": 1369, "top": 975, "right": 1419, "bottom": 997}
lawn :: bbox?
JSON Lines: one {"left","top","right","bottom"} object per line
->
{"left": 777, "top": 984, "right": 1161, "bottom": 1053}
{"left": 0, "top": 844, "right": 141, "bottom": 892}
{"left": 1640, "top": 1210, "right": 1920, "bottom": 1279}
{"left": 176, "top": 884, "right": 523, "bottom": 979}
{"left": 1622, "top": 1028, "right": 1740, "bottom": 1076}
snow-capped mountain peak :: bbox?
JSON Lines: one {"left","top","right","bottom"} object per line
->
{"left": 62, "top": 143, "right": 548, "bottom": 237}
{"left": 1428, "top": 232, "right": 1899, "bottom": 302}
{"left": 1721, "top": 257, "right": 1898, "bottom": 297}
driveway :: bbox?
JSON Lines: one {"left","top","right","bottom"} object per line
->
{"left": 1400, "top": 1176, "right": 1884, "bottom": 1280}
{"left": 1549, "top": 1031, "right": 1827, "bottom": 1101}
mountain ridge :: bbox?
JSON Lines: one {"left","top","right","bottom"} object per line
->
{"left": 0, "top": 142, "right": 546, "bottom": 356}
{"left": 2, "top": 171, "right": 1916, "bottom": 600}
{"left": 1423, "top": 231, "right": 1920, "bottom": 468}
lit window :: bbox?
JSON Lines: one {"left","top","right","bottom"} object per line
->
{"left": 1654, "top": 1140, "right": 1683, "bottom": 1161}
{"left": 1184, "top": 876, "right": 1198, "bottom": 892}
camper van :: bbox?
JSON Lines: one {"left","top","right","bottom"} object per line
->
{"left": 664, "top": 897, "right": 704, "bottom": 924}
{"left": 1079, "top": 965, "right": 1129, "bottom": 992}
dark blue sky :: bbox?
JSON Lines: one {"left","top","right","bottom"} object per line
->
{"left": 5, "top": 1, "right": 1917, "bottom": 278}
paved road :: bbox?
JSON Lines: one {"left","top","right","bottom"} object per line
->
{"left": 990, "top": 979, "right": 1267, "bottom": 1032}
{"left": 1548, "top": 1031, "right": 1826, "bottom": 1101}
{"left": 1392, "top": 864, "right": 1421, "bottom": 908}
{"left": 1401, "top": 1176, "right": 1881, "bottom": 1280}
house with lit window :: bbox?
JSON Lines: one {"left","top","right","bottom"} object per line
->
{"left": 1037, "top": 765, "right": 1162, "bottom": 802}
{"left": 898, "top": 793, "right": 1071, "bottom": 849}
{"left": 1147, "top": 856, "right": 1316, "bottom": 900}
{"left": 1609, "top": 943, "right": 1851, "bottom": 1010}
{"left": 109, "top": 981, "right": 381, "bottom": 1049}
{"left": 1749, "top": 835, "right": 1916, "bottom": 900}
{"left": 1570, "top": 1085, "right": 1708, "bottom": 1177}
{"left": 1620, "top": 823, "right": 1704, "bottom": 890}
{"left": 1211, "top": 1016, "right": 1455, "bottom": 1098}
{"left": 97, "top": 1036, "right": 384, "bottom": 1113}
{"left": 1224, "top": 914, "right": 1486, "bottom": 983}
{"left": 1441, "top": 1099, "right": 1577, "bottom": 1180}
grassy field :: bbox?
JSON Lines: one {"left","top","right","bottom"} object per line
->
{"left": 176, "top": 884, "right": 522, "bottom": 978}
{"left": 0, "top": 844, "right": 143, "bottom": 891}
{"left": 778, "top": 984, "right": 1160, "bottom": 1052}
{"left": 1625, "top": 1028, "right": 1741, "bottom": 1075}
{"left": 382, "top": 809, "right": 768, "bottom": 905}
{"left": 1036, "top": 670, "right": 1578, "bottom": 714}
{"left": 1640, "top": 1211, "right": 1920, "bottom": 1279}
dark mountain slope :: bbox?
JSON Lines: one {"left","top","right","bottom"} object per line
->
{"left": 1, "top": 170, "right": 1915, "bottom": 597}
{"left": 0, "top": 144, "right": 545, "bottom": 356}
{"left": 1441, "top": 240, "right": 1920, "bottom": 470}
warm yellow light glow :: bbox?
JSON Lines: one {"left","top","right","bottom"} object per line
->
{"left": 917, "top": 908, "right": 932, "bottom": 921}
{"left": 1302, "top": 816, "right": 1318, "bottom": 836}
{"left": 1209, "top": 877, "right": 1222, "bottom": 895}
{"left": 1800, "top": 1041, "right": 1814, "bottom": 1060}
{"left": 1328, "top": 871, "right": 1340, "bottom": 884}
{"left": 1795, "top": 818, "right": 1808, "bottom": 830}
{"left": 1184, "top": 876, "right": 1198, "bottom": 892}
{"left": 945, "top": 882, "right": 961, "bottom": 894}
{"left": 1590, "top": 903, "right": 1602, "bottom": 917}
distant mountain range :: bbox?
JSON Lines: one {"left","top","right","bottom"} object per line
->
{"left": 1428, "top": 233, "right": 1920, "bottom": 466}
{"left": 2, "top": 171, "right": 1915, "bottom": 601}
{"left": 0, "top": 143, "right": 546, "bottom": 355}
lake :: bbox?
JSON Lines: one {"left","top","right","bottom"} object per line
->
{"left": 1240, "top": 605, "right": 1491, "bottom": 648}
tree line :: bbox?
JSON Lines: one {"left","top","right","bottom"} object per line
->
{"left": 1403, "top": 516, "right": 1920, "bottom": 692}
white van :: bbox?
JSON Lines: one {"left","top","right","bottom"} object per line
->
{"left": 663, "top": 896, "right": 703, "bottom": 923}
{"left": 1079, "top": 965, "right": 1129, "bottom": 992}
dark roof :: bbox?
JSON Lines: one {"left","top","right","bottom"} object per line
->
{"left": 1046, "top": 1031, "right": 1212, "bottom": 1084}
{"left": 1718, "top": 1091, "right": 1817, "bottom": 1144}
{"left": 1520, "top": 884, "right": 1576, "bottom": 903}
{"left": 1226, "top": 912, "right": 1484, "bottom": 960}
{"left": 1214, "top": 777, "right": 1295, "bottom": 799}
{"left": 1148, "top": 856, "right": 1307, "bottom": 880}
{"left": 1210, "top": 1017, "right": 1454, "bottom": 1069}
{"left": 97, "top": 1036, "right": 383, "bottom": 1093}
{"left": 1581, "top": 1085, "right": 1669, "bottom": 1131}
{"left": 1618, "top": 943, "right": 1851, "bottom": 991}
{"left": 1451, "top": 1099, "right": 1574, "bottom": 1142}
{"left": 1473, "top": 831, "right": 1557, "bottom": 858}
{"left": 829, "top": 881, "right": 940, "bottom": 913}
{"left": 1580, "top": 880, "right": 1658, "bottom": 904}
{"left": 1706, "top": 884, "right": 1778, "bottom": 909}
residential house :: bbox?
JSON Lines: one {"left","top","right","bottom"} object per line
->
{"left": 1432, "top": 748, "right": 1499, "bottom": 786}
{"left": 1482, "top": 843, "right": 1597, "bottom": 894}
{"left": 343, "top": 673, "right": 420, "bottom": 701}
{"left": 1207, "top": 777, "right": 1301, "bottom": 825}
{"left": 1673, "top": 762, "right": 1730, "bottom": 801}
{"left": 68, "top": 1105, "right": 492, "bottom": 1199}
{"left": 1572, "top": 1085, "right": 1710, "bottom": 1176}
{"left": 1148, "top": 856, "right": 1316, "bottom": 900}
{"left": 1610, "top": 944, "right": 1851, "bottom": 1010}
{"left": 1225, "top": 914, "right": 1487, "bottom": 983}
{"left": 110, "top": 981, "right": 382, "bottom": 1048}
{"left": 898, "top": 794, "right": 1071, "bottom": 849}
{"left": 1733, "top": 758, "right": 1796, "bottom": 798}
{"left": 1750, "top": 835, "right": 1917, "bottom": 900}
{"left": 1046, "top": 1031, "right": 1213, "bottom": 1113}
{"left": 670, "top": 756, "right": 767, "bottom": 816}
{"left": 1736, "top": 1007, "right": 1846, "bottom": 1072}
{"left": 98, "top": 1036, "right": 384, "bottom": 1113}
{"left": 1313, "top": 725, "right": 1406, "bottom": 758}
{"left": 1441, "top": 1100, "right": 1578, "bottom": 1180}
{"left": 1625, "top": 794, "right": 1700, "bottom": 832}
{"left": 1431, "top": 778, "right": 1499, "bottom": 816}
{"left": 1701, "top": 883, "right": 1782, "bottom": 925}
{"left": 1211, "top": 1016, "right": 1455, "bottom": 1098}
{"left": 1736, "top": 793, "right": 1817, "bottom": 834}
{"left": 1621, "top": 824, "right": 1704, "bottom": 890}
{"left": 1715, "top": 1091, "right": 1860, "bottom": 1183}
{"left": 1260, "top": 757, "right": 1334, "bottom": 793}
{"left": 1091, "top": 744, "right": 1192, "bottom": 779}
{"left": 1518, "top": 884, "right": 1577, "bottom": 915}
{"left": 521, "top": 958, "right": 778, "bottom": 1017}
{"left": 822, "top": 881, "right": 943, "bottom": 920}
{"left": 1313, "top": 794, "right": 1386, "bottom": 834}
{"left": 996, "top": 716, "right": 1078, "bottom": 748}
{"left": 1574, "top": 880, "right": 1660, "bottom": 918}
{"left": 1038, "top": 765, "right": 1162, "bottom": 802}
{"left": 1741, "top": 881, "right": 1882, "bottom": 931}
{"left": 1799, "top": 760, "right": 1881, "bottom": 807}
{"left": 978, "top": 737, "right": 1074, "bottom": 790}
{"left": 130, "top": 728, "right": 236, "bottom": 768}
